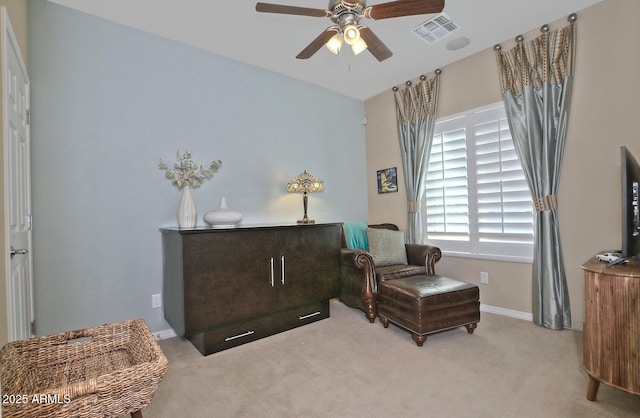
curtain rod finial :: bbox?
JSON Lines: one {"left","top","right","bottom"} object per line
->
{"left": 494, "top": 44, "right": 502, "bottom": 51}
{"left": 568, "top": 13, "right": 577, "bottom": 22}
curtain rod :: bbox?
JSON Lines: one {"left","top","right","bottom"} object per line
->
{"left": 494, "top": 13, "right": 577, "bottom": 51}
{"left": 392, "top": 68, "right": 441, "bottom": 91}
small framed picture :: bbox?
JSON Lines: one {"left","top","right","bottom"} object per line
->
{"left": 377, "top": 167, "right": 398, "bottom": 194}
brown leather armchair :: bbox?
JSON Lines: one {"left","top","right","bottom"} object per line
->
{"left": 339, "top": 223, "right": 442, "bottom": 323}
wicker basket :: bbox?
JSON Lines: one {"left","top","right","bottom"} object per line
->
{"left": 0, "top": 318, "right": 168, "bottom": 418}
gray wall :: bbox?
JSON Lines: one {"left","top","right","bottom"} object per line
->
{"left": 28, "top": 0, "right": 367, "bottom": 335}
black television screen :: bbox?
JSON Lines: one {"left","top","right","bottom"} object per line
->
{"left": 621, "top": 146, "right": 640, "bottom": 258}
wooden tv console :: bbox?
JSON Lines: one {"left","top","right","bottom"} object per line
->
{"left": 581, "top": 255, "right": 640, "bottom": 401}
{"left": 161, "top": 223, "right": 341, "bottom": 355}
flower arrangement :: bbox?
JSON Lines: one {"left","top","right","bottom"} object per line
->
{"left": 159, "top": 150, "right": 222, "bottom": 189}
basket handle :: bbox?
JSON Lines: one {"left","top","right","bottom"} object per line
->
{"left": 63, "top": 328, "right": 95, "bottom": 344}
{"left": 50, "top": 378, "right": 98, "bottom": 400}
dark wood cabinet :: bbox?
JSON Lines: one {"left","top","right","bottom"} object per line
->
{"left": 161, "top": 223, "right": 341, "bottom": 355}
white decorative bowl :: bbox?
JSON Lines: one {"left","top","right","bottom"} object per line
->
{"left": 204, "top": 197, "right": 242, "bottom": 227}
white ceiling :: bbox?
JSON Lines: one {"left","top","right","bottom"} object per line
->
{"left": 46, "top": 0, "right": 602, "bottom": 101}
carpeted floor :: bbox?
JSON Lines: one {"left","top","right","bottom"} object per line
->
{"left": 143, "top": 299, "right": 640, "bottom": 417}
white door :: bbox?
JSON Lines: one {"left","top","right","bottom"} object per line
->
{"left": 3, "top": 7, "right": 32, "bottom": 342}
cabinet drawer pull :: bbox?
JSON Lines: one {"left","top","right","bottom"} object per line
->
{"left": 299, "top": 311, "right": 321, "bottom": 320}
{"left": 225, "top": 330, "right": 255, "bottom": 342}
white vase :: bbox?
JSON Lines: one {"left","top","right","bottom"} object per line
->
{"left": 204, "top": 197, "right": 242, "bottom": 227}
{"left": 177, "top": 185, "right": 197, "bottom": 228}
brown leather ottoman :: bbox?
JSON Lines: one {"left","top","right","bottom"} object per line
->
{"left": 377, "top": 275, "right": 480, "bottom": 346}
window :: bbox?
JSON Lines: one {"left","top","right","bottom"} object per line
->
{"left": 423, "top": 102, "right": 534, "bottom": 262}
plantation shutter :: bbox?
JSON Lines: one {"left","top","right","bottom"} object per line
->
{"left": 474, "top": 106, "right": 533, "bottom": 246}
{"left": 425, "top": 116, "right": 469, "bottom": 241}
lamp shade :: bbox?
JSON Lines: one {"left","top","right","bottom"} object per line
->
{"left": 287, "top": 170, "right": 325, "bottom": 193}
{"left": 343, "top": 24, "right": 360, "bottom": 45}
{"left": 326, "top": 33, "right": 343, "bottom": 55}
{"left": 351, "top": 38, "right": 368, "bottom": 55}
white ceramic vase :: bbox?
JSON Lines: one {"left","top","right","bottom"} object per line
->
{"left": 204, "top": 197, "right": 242, "bottom": 227}
{"left": 177, "top": 185, "right": 197, "bottom": 228}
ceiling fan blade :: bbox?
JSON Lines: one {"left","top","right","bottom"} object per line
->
{"left": 359, "top": 27, "right": 393, "bottom": 62}
{"left": 255, "top": 3, "right": 328, "bottom": 17}
{"left": 296, "top": 28, "right": 338, "bottom": 59}
{"left": 365, "top": 0, "right": 445, "bottom": 20}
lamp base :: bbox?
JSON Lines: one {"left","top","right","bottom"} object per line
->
{"left": 297, "top": 193, "right": 315, "bottom": 224}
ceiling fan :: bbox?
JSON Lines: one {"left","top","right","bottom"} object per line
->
{"left": 255, "top": 0, "right": 445, "bottom": 62}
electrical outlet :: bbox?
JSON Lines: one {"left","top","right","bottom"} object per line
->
{"left": 152, "top": 293, "right": 162, "bottom": 309}
{"left": 480, "top": 272, "right": 489, "bottom": 285}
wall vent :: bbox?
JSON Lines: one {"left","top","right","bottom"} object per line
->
{"left": 411, "top": 13, "right": 460, "bottom": 45}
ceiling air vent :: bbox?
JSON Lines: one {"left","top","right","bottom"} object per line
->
{"left": 411, "top": 13, "right": 460, "bottom": 45}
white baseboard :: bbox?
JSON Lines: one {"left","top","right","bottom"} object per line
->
{"left": 480, "top": 304, "right": 583, "bottom": 332}
{"left": 153, "top": 328, "right": 177, "bottom": 340}
{"left": 480, "top": 303, "right": 533, "bottom": 321}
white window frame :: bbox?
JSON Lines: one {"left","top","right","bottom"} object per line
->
{"left": 423, "top": 102, "right": 534, "bottom": 263}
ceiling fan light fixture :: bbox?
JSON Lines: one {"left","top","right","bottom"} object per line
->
{"left": 343, "top": 24, "right": 360, "bottom": 45}
{"left": 326, "top": 33, "right": 343, "bottom": 55}
{"left": 256, "top": 0, "right": 444, "bottom": 62}
{"left": 351, "top": 38, "right": 368, "bottom": 55}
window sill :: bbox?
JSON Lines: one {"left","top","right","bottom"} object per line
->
{"left": 440, "top": 250, "right": 533, "bottom": 264}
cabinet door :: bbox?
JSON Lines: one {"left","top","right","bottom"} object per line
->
{"left": 276, "top": 225, "right": 340, "bottom": 310}
{"left": 182, "top": 229, "right": 277, "bottom": 334}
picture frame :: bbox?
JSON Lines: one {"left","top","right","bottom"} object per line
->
{"left": 377, "top": 167, "right": 398, "bottom": 194}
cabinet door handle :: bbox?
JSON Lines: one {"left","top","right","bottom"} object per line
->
{"left": 224, "top": 330, "right": 255, "bottom": 342}
{"left": 299, "top": 311, "right": 321, "bottom": 320}
{"left": 269, "top": 257, "right": 275, "bottom": 287}
{"left": 280, "top": 255, "right": 285, "bottom": 284}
